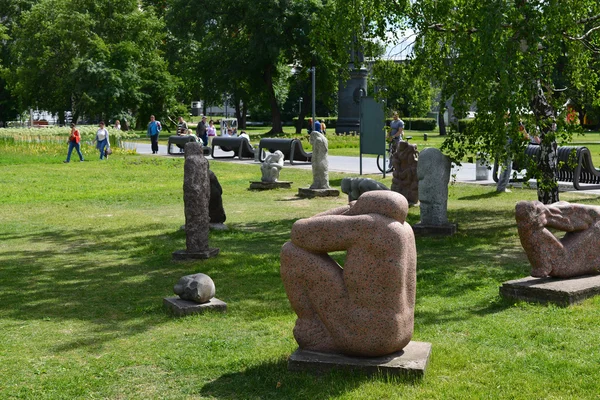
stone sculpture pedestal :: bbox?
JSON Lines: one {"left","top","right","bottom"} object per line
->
{"left": 249, "top": 181, "right": 292, "bottom": 190}
{"left": 412, "top": 222, "right": 457, "bottom": 236}
{"left": 500, "top": 275, "right": 600, "bottom": 306}
{"left": 163, "top": 297, "right": 227, "bottom": 317}
{"left": 172, "top": 248, "right": 220, "bottom": 261}
{"left": 297, "top": 188, "right": 340, "bottom": 198}
{"left": 288, "top": 341, "right": 432, "bottom": 379}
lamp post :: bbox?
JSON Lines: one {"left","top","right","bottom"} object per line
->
{"left": 310, "top": 67, "right": 316, "bottom": 132}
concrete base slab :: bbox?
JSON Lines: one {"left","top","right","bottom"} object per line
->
{"left": 288, "top": 341, "right": 432, "bottom": 379}
{"left": 500, "top": 274, "right": 600, "bottom": 306}
{"left": 163, "top": 297, "right": 227, "bottom": 317}
{"left": 249, "top": 181, "right": 293, "bottom": 190}
{"left": 209, "top": 223, "right": 228, "bottom": 231}
{"left": 172, "top": 248, "right": 220, "bottom": 261}
{"left": 297, "top": 188, "right": 340, "bottom": 198}
{"left": 412, "top": 222, "right": 457, "bottom": 236}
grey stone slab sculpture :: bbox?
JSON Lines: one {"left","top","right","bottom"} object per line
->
{"left": 261, "top": 150, "right": 284, "bottom": 182}
{"left": 281, "top": 191, "right": 417, "bottom": 357}
{"left": 391, "top": 141, "right": 419, "bottom": 206}
{"left": 173, "top": 142, "right": 219, "bottom": 260}
{"left": 340, "top": 177, "right": 389, "bottom": 202}
{"left": 516, "top": 200, "right": 600, "bottom": 278}
{"left": 413, "top": 147, "right": 456, "bottom": 235}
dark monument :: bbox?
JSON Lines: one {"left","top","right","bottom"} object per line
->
{"left": 336, "top": 49, "right": 368, "bottom": 135}
{"left": 208, "top": 170, "right": 226, "bottom": 224}
{"left": 391, "top": 141, "right": 419, "bottom": 206}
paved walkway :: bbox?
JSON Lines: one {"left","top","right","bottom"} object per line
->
{"left": 125, "top": 141, "right": 600, "bottom": 194}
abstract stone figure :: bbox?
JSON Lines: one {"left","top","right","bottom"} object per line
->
{"left": 417, "top": 148, "right": 451, "bottom": 225}
{"left": 309, "top": 131, "right": 330, "bottom": 189}
{"left": 173, "top": 142, "right": 219, "bottom": 259}
{"left": 173, "top": 273, "right": 216, "bottom": 304}
{"left": 391, "top": 141, "right": 419, "bottom": 205}
{"left": 261, "top": 150, "right": 284, "bottom": 182}
{"left": 340, "top": 177, "right": 389, "bottom": 202}
{"left": 208, "top": 170, "right": 226, "bottom": 224}
{"left": 516, "top": 201, "right": 600, "bottom": 278}
{"left": 280, "top": 191, "right": 417, "bottom": 357}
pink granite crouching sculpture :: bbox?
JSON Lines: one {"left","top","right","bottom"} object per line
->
{"left": 280, "top": 191, "right": 417, "bottom": 357}
{"left": 516, "top": 200, "right": 600, "bottom": 278}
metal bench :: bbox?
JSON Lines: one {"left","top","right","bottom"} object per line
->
{"left": 211, "top": 136, "right": 255, "bottom": 159}
{"left": 493, "top": 144, "right": 600, "bottom": 190}
{"left": 258, "top": 138, "right": 312, "bottom": 165}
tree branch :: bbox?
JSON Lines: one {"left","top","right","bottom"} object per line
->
{"left": 564, "top": 24, "right": 600, "bottom": 41}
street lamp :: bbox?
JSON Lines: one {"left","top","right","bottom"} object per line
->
{"left": 298, "top": 97, "right": 303, "bottom": 114}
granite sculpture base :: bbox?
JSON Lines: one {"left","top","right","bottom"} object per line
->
{"left": 172, "top": 248, "right": 220, "bottom": 261}
{"left": 412, "top": 222, "right": 457, "bottom": 236}
{"left": 163, "top": 297, "right": 227, "bottom": 317}
{"left": 297, "top": 188, "right": 340, "bottom": 198}
{"left": 500, "top": 275, "right": 600, "bottom": 306}
{"left": 209, "top": 223, "right": 229, "bottom": 231}
{"left": 249, "top": 181, "right": 292, "bottom": 190}
{"left": 288, "top": 341, "right": 431, "bottom": 379}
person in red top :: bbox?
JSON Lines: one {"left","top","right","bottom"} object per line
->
{"left": 64, "top": 122, "right": 84, "bottom": 163}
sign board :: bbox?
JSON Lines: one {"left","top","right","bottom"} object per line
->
{"left": 359, "top": 97, "right": 386, "bottom": 155}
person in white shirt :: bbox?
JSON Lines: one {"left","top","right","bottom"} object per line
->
{"left": 95, "top": 121, "right": 110, "bottom": 160}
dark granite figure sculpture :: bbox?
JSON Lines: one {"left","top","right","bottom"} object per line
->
{"left": 208, "top": 170, "right": 226, "bottom": 224}
{"left": 340, "top": 177, "right": 389, "bottom": 202}
{"left": 516, "top": 200, "right": 600, "bottom": 278}
{"left": 281, "top": 191, "right": 416, "bottom": 357}
{"left": 173, "top": 142, "right": 219, "bottom": 260}
{"left": 391, "top": 141, "right": 419, "bottom": 206}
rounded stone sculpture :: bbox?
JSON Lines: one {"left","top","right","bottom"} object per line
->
{"left": 516, "top": 200, "right": 600, "bottom": 278}
{"left": 173, "top": 273, "right": 216, "bottom": 304}
{"left": 340, "top": 177, "right": 389, "bottom": 202}
{"left": 309, "top": 131, "right": 330, "bottom": 189}
{"left": 417, "top": 147, "right": 450, "bottom": 225}
{"left": 280, "top": 191, "right": 417, "bottom": 357}
{"left": 261, "top": 150, "right": 285, "bottom": 182}
{"left": 391, "top": 141, "right": 419, "bottom": 206}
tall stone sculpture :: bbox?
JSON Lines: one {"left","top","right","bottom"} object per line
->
{"left": 516, "top": 201, "right": 600, "bottom": 278}
{"left": 413, "top": 147, "right": 456, "bottom": 235}
{"left": 281, "top": 191, "right": 417, "bottom": 357}
{"left": 173, "top": 142, "right": 219, "bottom": 260}
{"left": 208, "top": 170, "right": 226, "bottom": 225}
{"left": 297, "top": 131, "right": 339, "bottom": 198}
{"left": 391, "top": 141, "right": 419, "bottom": 206}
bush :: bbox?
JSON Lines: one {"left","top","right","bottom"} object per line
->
{"left": 451, "top": 118, "right": 475, "bottom": 133}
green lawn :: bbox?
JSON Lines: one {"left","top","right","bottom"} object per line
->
{"left": 2, "top": 140, "right": 600, "bottom": 399}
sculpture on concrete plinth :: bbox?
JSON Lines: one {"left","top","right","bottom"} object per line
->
{"left": 173, "top": 142, "right": 219, "bottom": 260}
{"left": 174, "top": 273, "right": 216, "bottom": 303}
{"left": 281, "top": 191, "right": 416, "bottom": 357}
{"left": 340, "top": 177, "right": 388, "bottom": 202}
{"left": 309, "top": 131, "right": 330, "bottom": 189}
{"left": 391, "top": 141, "right": 419, "bottom": 206}
{"left": 261, "top": 150, "right": 284, "bottom": 182}
{"left": 516, "top": 201, "right": 600, "bottom": 278}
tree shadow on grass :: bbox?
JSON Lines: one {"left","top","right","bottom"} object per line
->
{"left": 200, "top": 358, "right": 418, "bottom": 400}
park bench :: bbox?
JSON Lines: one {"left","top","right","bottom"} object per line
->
{"left": 493, "top": 144, "right": 600, "bottom": 190}
{"left": 211, "top": 136, "right": 255, "bottom": 160}
{"left": 258, "top": 138, "right": 312, "bottom": 165}
{"left": 167, "top": 135, "right": 210, "bottom": 156}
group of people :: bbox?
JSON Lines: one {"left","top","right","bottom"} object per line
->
{"left": 63, "top": 121, "right": 112, "bottom": 163}
{"left": 306, "top": 118, "right": 327, "bottom": 136}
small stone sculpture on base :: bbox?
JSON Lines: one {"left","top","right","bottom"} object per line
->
{"left": 249, "top": 150, "right": 292, "bottom": 190}
{"left": 281, "top": 191, "right": 417, "bottom": 357}
{"left": 516, "top": 201, "right": 600, "bottom": 278}
{"left": 412, "top": 148, "right": 456, "bottom": 236}
{"left": 163, "top": 273, "right": 227, "bottom": 317}
{"left": 297, "top": 131, "right": 339, "bottom": 198}
{"left": 340, "top": 177, "right": 389, "bottom": 202}
{"left": 391, "top": 141, "right": 419, "bottom": 206}
{"left": 173, "top": 142, "right": 219, "bottom": 260}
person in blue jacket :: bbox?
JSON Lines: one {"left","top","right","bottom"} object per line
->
{"left": 147, "top": 115, "right": 162, "bottom": 154}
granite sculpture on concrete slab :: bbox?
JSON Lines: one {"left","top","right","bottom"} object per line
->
{"left": 281, "top": 191, "right": 417, "bottom": 357}
{"left": 173, "top": 142, "right": 219, "bottom": 260}
{"left": 413, "top": 147, "right": 456, "bottom": 235}
{"left": 340, "top": 177, "right": 388, "bottom": 202}
{"left": 391, "top": 141, "right": 419, "bottom": 206}
{"left": 249, "top": 150, "right": 292, "bottom": 190}
{"left": 298, "top": 131, "right": 339, "bottom": 198}
{"left": 163, "top": 273, "right": 227, "bottom": 316}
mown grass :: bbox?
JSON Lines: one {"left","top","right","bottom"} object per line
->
{"left": 2, "top": 140, "right": 600, "bottom": 399}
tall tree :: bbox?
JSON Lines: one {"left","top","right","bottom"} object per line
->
{"left": 410, "top": 0, "right": 600, "bottom": 203}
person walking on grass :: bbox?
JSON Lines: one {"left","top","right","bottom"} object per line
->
{"left": 64, "top": 123, "right": 84, "bottom": 163}
{"left": 147, "top": 115, "right": 162, "bottom": 154}
{"left": 95, "top": 121, "right": 110, "bottom": 160}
